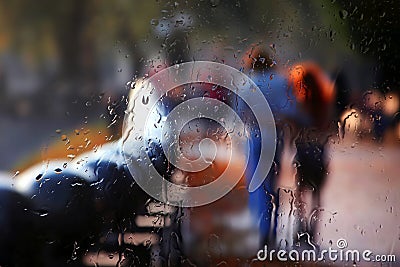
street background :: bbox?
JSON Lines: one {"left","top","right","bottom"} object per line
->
{"left": 0, "top": 0, "right": 399, "bottom": 265}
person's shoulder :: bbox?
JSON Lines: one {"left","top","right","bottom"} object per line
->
{"left": 67, "top": 141, "right": 125, "bottom": 182}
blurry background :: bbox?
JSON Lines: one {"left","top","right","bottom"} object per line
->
{"left": 0, "top": 0, "right": 399, "bottom": 170}
{"left": 0, "top": 0, "right": 399, "bottom": 265}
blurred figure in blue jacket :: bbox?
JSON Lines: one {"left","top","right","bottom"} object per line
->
{"left": 240, "top": 44, "right": 336, "bottom": 247}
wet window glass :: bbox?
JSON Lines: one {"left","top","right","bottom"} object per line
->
{"left": 0, "top": 0, "right": 399, "bottom": 266}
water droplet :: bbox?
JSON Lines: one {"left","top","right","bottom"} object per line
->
{"left": 339, "top": 9, "right": 348, "bottom": 19}
{"left": 142, "top": 95, "right": 150, "bottom": 105}
{"left": 71, "top": 182, "right": 83, "bottom": 187}
{"left": 34, "top": 209, "right": 49, "bottom": 217}
{"left": 54, "top": 168, "right": 63, "bottom": 174}
{"left": 210, "top": 0, "right": 220, "bottom": 7}
{"left": 150, "top": 19, "right": 159, "bottom": 26}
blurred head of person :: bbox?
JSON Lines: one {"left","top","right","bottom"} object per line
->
{"left": 287, "top": 62, "right": 336, "bottom": 128}
{"left": 241, "top": 44, "right": 277, "bottom": 73}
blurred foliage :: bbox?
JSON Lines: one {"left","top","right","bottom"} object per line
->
{"left": 0, "top": 0, "right": 397, "bottom": 112}
{"left": 0, "top": 0, "right": 158, "bottom": 75}
{"left": 0, "top": 0, "right": 352, "bottom": 66}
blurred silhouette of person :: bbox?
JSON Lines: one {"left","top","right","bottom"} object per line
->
{"left": 364, "top": 90, "right": 400, "bottom": 142}
{"left": 287, "top": 62, "right": 336, "bottom": 238}
{"left": 240, "top": 45, "right": 336, "bottom": 247}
